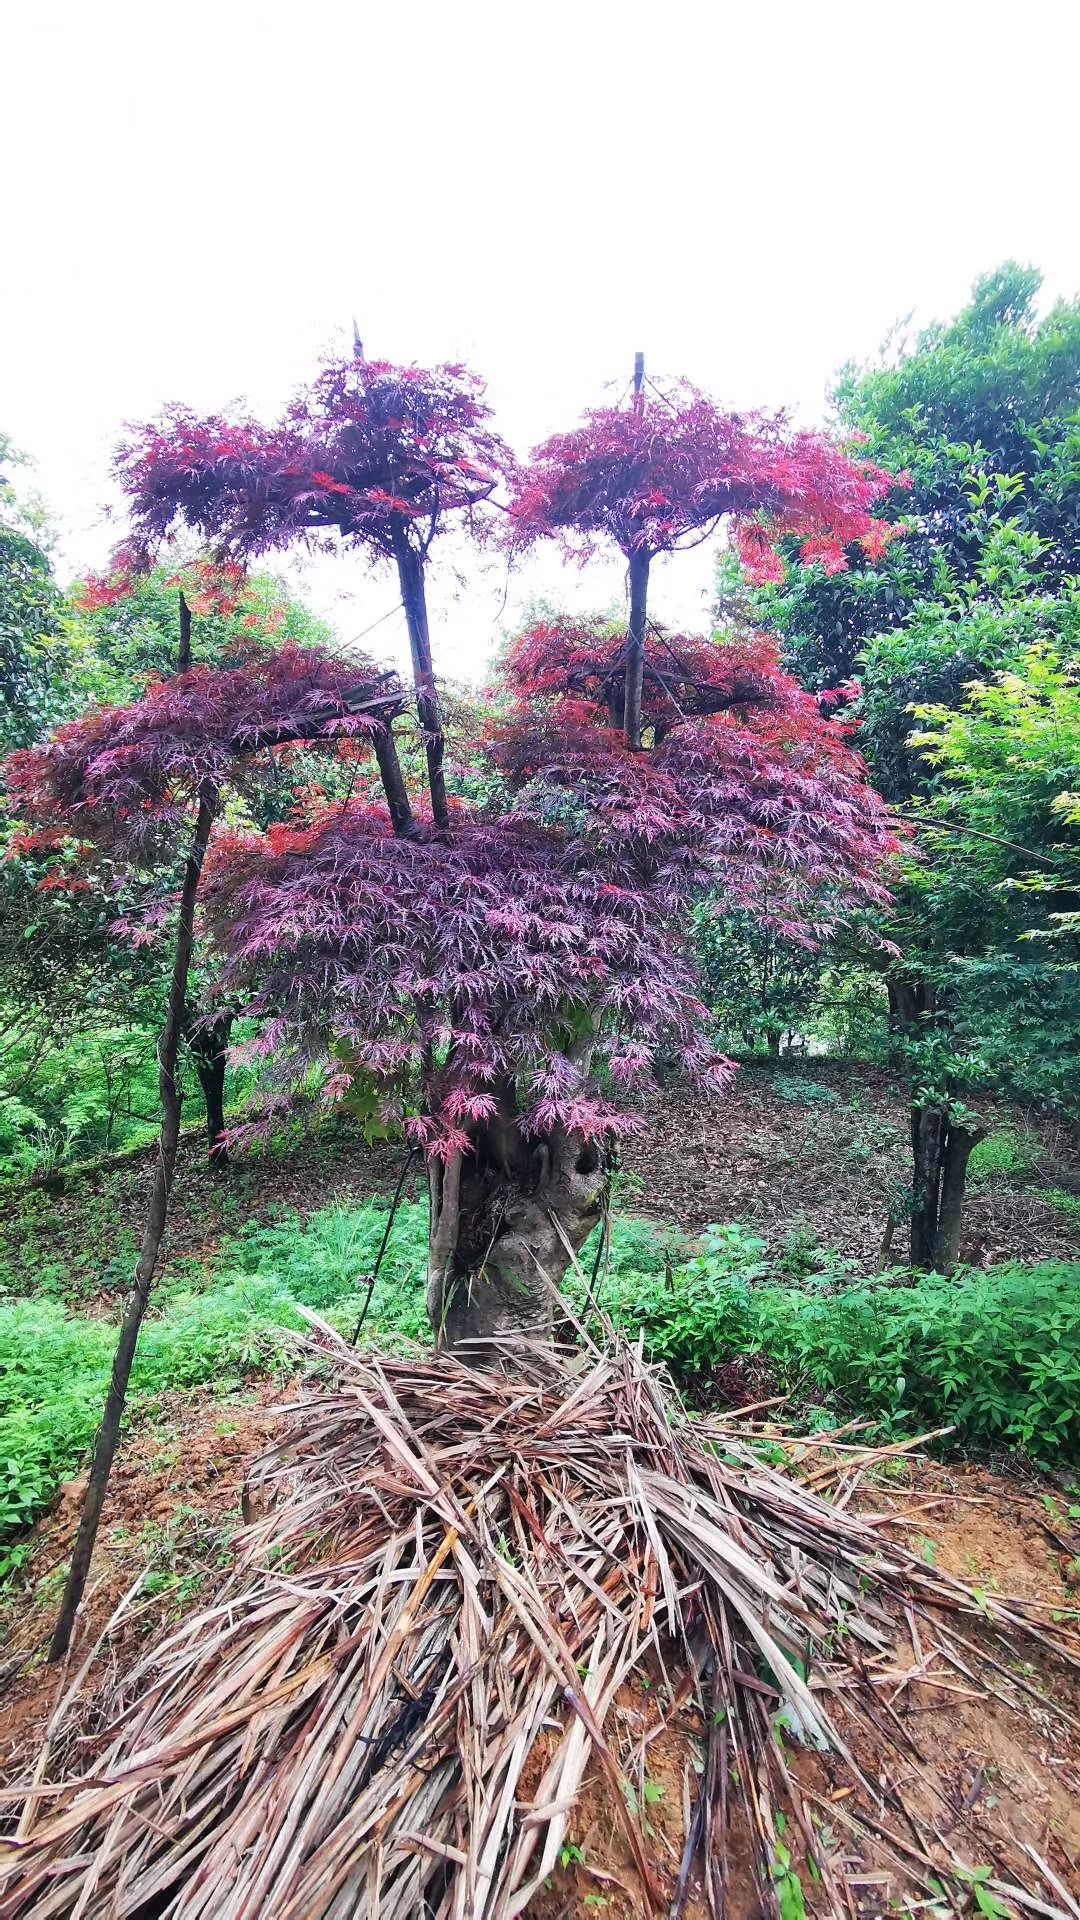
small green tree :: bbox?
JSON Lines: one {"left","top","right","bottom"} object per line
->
{"left": 732, "top": 265, "right": 1080, "bottom": 1267}
{"left": 0, "top": 436, "right": 65, "bottom": 752}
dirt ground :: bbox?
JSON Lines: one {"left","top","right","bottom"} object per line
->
{"left": 621, "top": 1062, "right": 1080, "bottom": 1270}
{"left": 2, "top": 1391, "right": 1078, "bottom": 1918}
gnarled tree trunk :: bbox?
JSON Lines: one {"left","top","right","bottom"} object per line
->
{"left": 185, "top": 1007, "right": 234, "bottom": 1168}
{"left": 426, "top": 1113, "right": 608, "bottom": 1360}
{"left": 909, "top": 1105, "right": 986, "bottom": 1271}
{"left": 887, "top": 970, "right": 984, "bottom": 1272}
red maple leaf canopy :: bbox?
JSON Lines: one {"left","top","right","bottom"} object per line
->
{"left": 193, "top": 617, "right": 895, "bottom": 1161}
{"left": 508, "top": 380, "right": 902, "bottom": 578}
{"left": 5, "top": 645, "right": 402, "bottom": 858}
{"left": 114, "top": 358, "right": 514, "bottom": 568}
{"left": 508, "top": 380, "right": 905, "bottom": 751}
{"left": 112, "top": 354, "right": 516, "bottom": 830}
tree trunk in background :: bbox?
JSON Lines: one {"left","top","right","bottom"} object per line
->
{"left": 908, "top": 1106, "right": 986, "bottom": 1272}
{"left": 371, "top": 720, "right": 416, "bottom": 838}
{"left": 426, "top": 1114, "right": 608, "bottom": 1361}
{"left": 177, "top": 590, "right": 192, "bottom": 671}
{"left": 390, "top": 527, "right": 450, "bottom": 831}
{"left": 49, "top": 785, "right": 218, "bottom": 1661}
{"left": 886, "top": 969, "right": 983, "bottom": 1272}
{"left": 186, "top": 1008, "right": 234, "bottom": 1168}
{"left": 909, "top": 1102, "right": 945, "bottom": 1268}
{"left": 935, "top": 1122, "right": 986, "bottom": 1273}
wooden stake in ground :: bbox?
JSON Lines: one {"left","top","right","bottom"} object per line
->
{"left": 49, "top": 783, "right": 218, "bottom": 1661}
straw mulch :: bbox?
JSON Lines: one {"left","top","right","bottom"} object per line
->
{"left": 1, "top": 1321, "right": 1077, "bottom": 1919}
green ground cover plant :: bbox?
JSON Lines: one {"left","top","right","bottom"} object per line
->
{"left": 3, "top": 1193, "right": 1076, "bottom": 1577}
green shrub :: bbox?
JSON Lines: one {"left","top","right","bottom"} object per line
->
{"left": 0, "top": 1196, "right": 436, "bottom": 1552}
{"left": 584, "top": 1240, "right": 1080, "bottom": 1463}
{"left": 4, "top": 1191, "right": 1078, "bottom": 1571}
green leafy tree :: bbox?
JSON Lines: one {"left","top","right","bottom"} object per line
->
{"left": 731, "top": 266, "right": 1080, "bottom": 1268}
{"left": 0, "top": 436, "right": 65, "bottom": 752}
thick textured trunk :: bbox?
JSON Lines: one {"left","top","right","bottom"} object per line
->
{"left": 391, "top": 528, "right": 450, "bottom": 830}
{"left": 623, "top": 548, "right": 651, "bottom": 751}
{"left": 935, "top": 1122, "right": 986, "bottom": 1272}
{"left": 909, "top": 1104, "right": 985, "bottom": 1272}
{"left": 909, "top": 1102, "right": 945, "bottom": 1268}
{"left": 50, "top": 784, "right": 218, "bottom": 1660}
{"left": 187, "top": 1009, "right": 233, "bottom": 1168}
{"left": 426, "top": 1120, "right": 608, "bottom": 1361}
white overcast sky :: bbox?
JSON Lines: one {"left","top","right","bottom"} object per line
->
{"left": 3, "top": 0, "right": 1078, "bottom": 681}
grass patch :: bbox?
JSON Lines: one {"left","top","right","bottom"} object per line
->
{"left": 968, "top": 1127, "right": 1044, "bottom": 1186}
{"left": 1037, "top": 1186, "right": 1080, "bottom": 1222}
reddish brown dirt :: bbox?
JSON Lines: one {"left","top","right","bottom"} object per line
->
{"left": 0, "top": 1386, "right": 281, "bottom": 1785}
{"left": 623, "top": 1064, "right": 1080, "bottom": 1269}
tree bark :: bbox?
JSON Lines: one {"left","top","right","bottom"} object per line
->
{"left": 186, "top": 1007, "right": 233, "bottom": 1168}
{"left": 390, "top": 527, "right": 450, "bottom": 830}
{"left": 623, "top": 548, "right": 651, "bottom": 751}
{"left": 908, "top": 1104, "right": 986, "bottom": 1272}
{"left": 935, "top": 1121, "right": 986, "bottom": 1273}
{"left": 426, "top": 1115, "right": 608, "bottom": 1362}
{"left": 177, "top": 590, "right": 192, "bottom": 672}
{"left": 49, "top": 785, "right": 218, "bottom": 1661}
{"left": 886, "top": 970, "right": 981, "bottom": 1273}
{"left": 909, "top": 1102, "right": 945, "bottom": 1269}
{"left": 372, "top": 721, "right": 415, "bottom": 838}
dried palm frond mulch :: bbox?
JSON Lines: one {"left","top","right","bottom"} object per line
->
{"left": 1, "top": 1321, "right": 1078, "bottom": 1920}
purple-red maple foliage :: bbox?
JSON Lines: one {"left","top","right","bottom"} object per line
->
{"left": 5, "top": 645, "right": 401, "bottom": 858}
{"left": 103, "top": 354, "right": 515, "bottom": 830}
{"left": 198, "top": 621, "right": 895, "bottom": 1164}
{"left": 111, "top": 359, "right": 514, "bottom": 570}
{"left": 508, "top": 382, "right": 907, "bottom": 752}
{"left": 509, "top": 383, "right": 905, "bottom": 582}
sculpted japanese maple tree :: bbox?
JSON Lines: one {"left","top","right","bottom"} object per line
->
{"left": 113, "top": 352, "right": 514, "bottom": 829}
{"left": 196, "top": 622, "right": 893, "bottom": 1351}
{"left": 93, "top": 353, "right": 898, "bottom": 1359}
{"left": 509, "top": 374, "right": 904, "bottom": 749}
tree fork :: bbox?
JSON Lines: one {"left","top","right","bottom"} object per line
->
{"left": 49, "top": 785, "right": 218, "bottom": 1661}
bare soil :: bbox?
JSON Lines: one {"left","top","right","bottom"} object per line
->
{"left": 622, "top": 1062, "right": 1080, "bottom": 1269}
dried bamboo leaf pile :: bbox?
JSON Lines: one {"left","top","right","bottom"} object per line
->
{"left": 1, "top": 1323, "right": 1077, "bottom": 1919}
